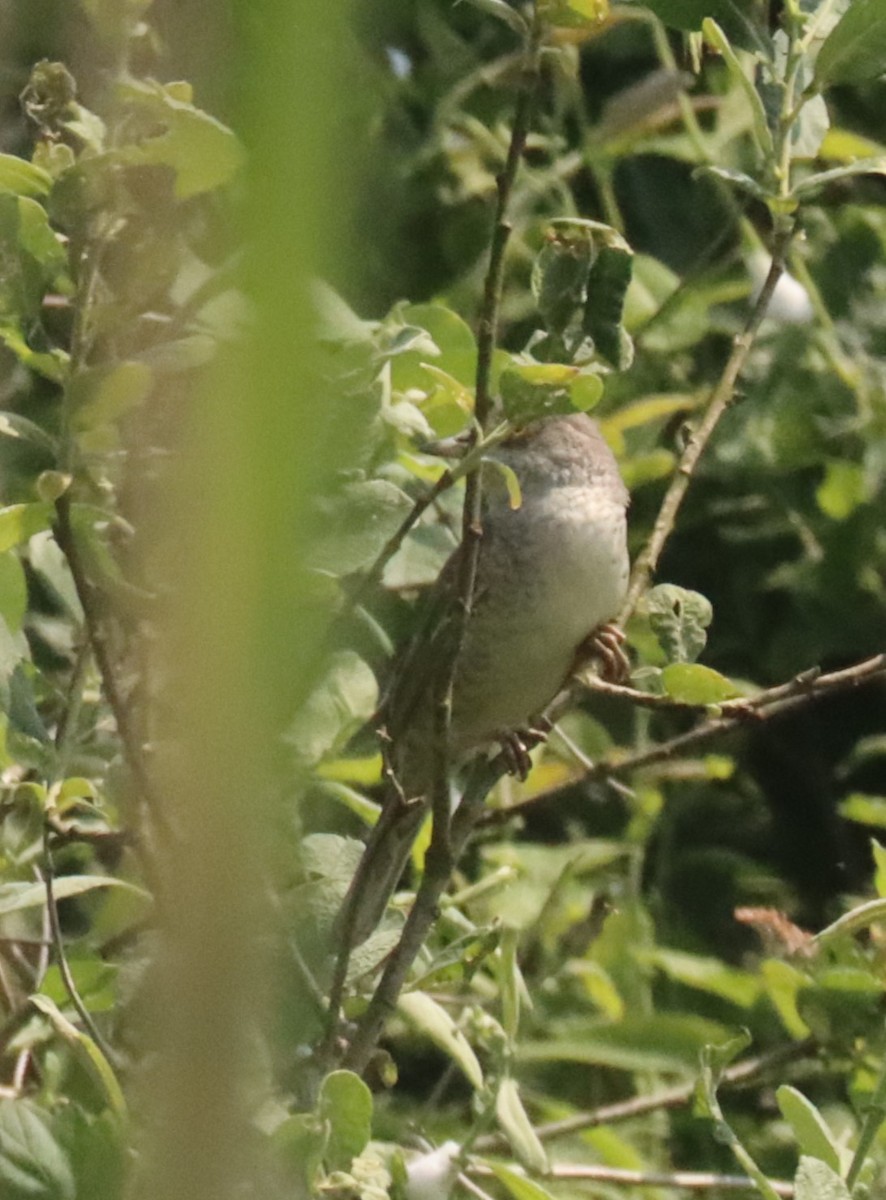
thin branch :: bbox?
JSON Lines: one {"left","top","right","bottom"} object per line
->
{"left": 618, "top": 223, "right": 796, "bottom": 626}
{"left": 40, "top": 832, "right": 121, "bottom": 1069}
{"left": 483, "top": 653, "right": 886, "bottom": 827}
{"left": 340, "top": 12, "right": 543, "bottom": 1074}
{"left": 475, "top": 1039, "right": 812, "bottom": 1152}
{"left": 471, "top": 1162, "right": 793, "bottom": 1196}
{"left": 52, "top": 495, "right": 171, "bottom": 867}
{"left": 342, "top": 765, "right": 491, "bottom": 1073}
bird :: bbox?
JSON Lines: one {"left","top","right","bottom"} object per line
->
{"left": 339, "top": 411, "right": 630, "bottom": 948}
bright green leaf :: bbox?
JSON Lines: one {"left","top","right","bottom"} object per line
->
{"left": 495, "top": 1078, "right": 549, "bottom": 1174}
{"left": 0, "top": 154, "right": 52, "bottom": 198}
{"left": 776, "top": 1086, "right": 841, "bottom": 1173}
{"left": 0, "top": 553, "right": 27, "bottom": 634}
{"left": 398, "top": 991, "right": 484, "bottom": 1089}
{"left": 661, "top": 662, "right": 742, "bottom": 705}
{"left": 703, "top": 19, "right": 774, "bottom": 159}
{"left": 317, "top": 1071, "right": 373, "bottom": 1171}
{"left": 485, "top": 1162, "right": 556, "bottom": 1200}
{"left": 0, "top": 504, "right": 53, "bottom": 553}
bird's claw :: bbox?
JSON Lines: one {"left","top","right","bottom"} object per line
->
{"left": 574, "top": 622, "right": 630, "bottom": 684}
{"left": 497, "top": 721, "right": 550, "bottom": 781}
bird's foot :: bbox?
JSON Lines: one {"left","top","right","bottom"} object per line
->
{"left": 574, "top": 622, "right": 630, "bottom": 684}
{"left": 497, "top": 720, "right": 551, "bottom": 781}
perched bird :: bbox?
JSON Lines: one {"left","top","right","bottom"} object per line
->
{"left": 340, "top": 412, "right": 630, "bottom": 947}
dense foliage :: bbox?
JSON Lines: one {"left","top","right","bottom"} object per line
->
{"left": 0, "top": 1, "right": 885, "bottom": 1198}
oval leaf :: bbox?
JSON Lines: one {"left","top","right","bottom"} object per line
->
{"left": 398, "top": 990, "right": 484, "bottom": 1089}
{"left": 776, "top": 1085, "right": 841, "bottom": 1173}
{"left": 661, "top": 662, "right": 741, "bottom": 705}
{"left": 815, "top": 0, "right": 886, "bottom": 87}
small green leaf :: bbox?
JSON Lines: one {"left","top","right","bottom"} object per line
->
{"left": 539, "top": 0, "right": 608, "bottom": 28}
{"left": 694, "top": 165, "right": 768, "bottom": 201}
{"left": 814, "top": 0, "right": 886, "bottom": 88}
{"left": 794, "top": 157, "right": 886, "bottom": 198}
{"left": 703, "top": 19, "right": 774, "bottom": 159}
{"left": 0, "top": 553, "right": 27, "bottom": 634}
{"left": 500, "top": 362, "right": 580, "bottom": 422}
{"left": 0, "top": 154, "right": 52, "bottom": 198}
{"left": 839, "top": 793, "right": 886, "bottom": 829}
{"left": 531, "top": 233, "right": 594, "bottom": 336}
{"left": 568, "top": 372, "right": 604, "bottom": 412}
{"left": 645, "top": 584, "right": 713, "bottom": 664}
{"left": 776, "top": 1086, "right": 841, "bottom": 1173}
{"left": 398, "top": 991, "right": 484, "bottom": 1089}
{"left": 0, "top": 503, "right": 53, "bottom": 553}
{"left": 484, "top": 458, "right": 523, "bottom": 510}
{"left": 583, "top": 238, "right": 634, "bottom": 370}
{"left": 694, "top": 1030, "right": 752, "bottom": 1119}
{"left": 873, "top": 839, "right": 886, "bottom": 897}
{"left": 30, "top": 994, "right": 127, "bottom": 1120}
{"left": 494, "top": 1078, "right": 549, "bottom": 1174}
{"left": 794, "top": 1156, "right": 851, "bottom": 1200}
{"left": 661, "top": 663, "right": 741, "bottom": 705}
{"left": 317, "top": 1071, "right": 373, "bottom": 1171}
{"left": 485, "top": 1162, "right": 556, "bottom": 1200}
{"left": 0, "top": 875, "right": 150, "bottom": 918}
{"left": 70, "top": 362, "right": 154, "bottom": 432}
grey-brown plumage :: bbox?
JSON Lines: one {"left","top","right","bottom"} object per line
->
{"left": 342, "top": 413, "right": 630, "bottom": 945}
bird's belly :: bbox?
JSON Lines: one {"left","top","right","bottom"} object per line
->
{"left": 451, "top": 494, "right": 628, "bottom": 747}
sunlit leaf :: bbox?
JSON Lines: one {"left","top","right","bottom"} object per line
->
{"left": 398, "top": 991, "right": 484, "bottom": 1089}
{"left": 317, "top": 1071, "right": 373, "bottom": 1171}
{"left": 814, "top": 0, "right": 886, "bottom": 87}
{"left": 495, "top": 1078, "right": 549, "bottom": 1174}
{"left": 776, "top": 1086, "right": 841, "bottom": 1173}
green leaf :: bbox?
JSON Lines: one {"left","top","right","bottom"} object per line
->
{"left": 873, "top": 839, "right": 886, "bottom": 897}
{"left": 568, "top": 372, "right": 604, "bottom": 412}
{"left": 398, "top": 991, "right": 484, "bottom": 1089}
{"left": 0, "top": 328, "right": 68, "bottom": 382}
{"left": 312, "top": 479, "right": 414, "bottom": 576}
{"left": 0, "top": 154, "right": 52, "bottom": 198}
{"left": 317, "top": 1071, "right": 373, "bottom": 1171}
{"left": 703, "top": 19, "right": 774, "bottom": 159}
{"left": 694, "top": 1030, "right": 752, "bottom": 1119}
{"left": 115, "top": 80, "right": 244, "bottom": 199}
{"left": 814, "top": 0, "right": 886, "bottom": 87}
{"left": 484, "top": 458, "right": 523, "bottom": 510}
{"left": 499, "top": 362, "right": 581, "bottom": 422}
{"left": 694, "top": 165, "right": 767, "bottom": 201}
{"left": 0, "top": 1097, "right": 76, "bottom": 1200}
{"left": 794, "top": 157, "right": 886, "bottom": 198}
{"left": 646, "top": 948, "right": 760, "bottom": 1007}
{"left": 0, "top": 504, "right": 53, "bottom": 553}
{"left": 531, "top": 233, "right": 594, "bottom": 336}
{"left": 69, "top": 362, "right": 154, "bottom": 432}
{"left": 582, "top": 237, "right": 634, "bottom": 370}
{"left": 0, "top": 412, "right": 58, "bottom": 454}
{"left": 485, "top": 1162, "right": 556, "bottom": 1200}
{"left": 816, "top": 460, "right": 869, "bottom": 520}
{"left": 286, "top": 652, "right": 379, "bottom": 766}
{"left": 661, "top": 662, "right": 741, "bottom": 705}
{"left": 495, "top": 1079, "right": 549, "bottom": 1174}
{"left": 30, "top": 995, "right": 127, "bottom": 1120}
{"left": 520, "top": 1013, "right": 733, "bottom": 1073}
{"left": 0, "top": 875, "right": 151, "bottom": 918}
{"left": 0, "top": 553, "right": 27, "bottom": 634}
{"left": 761, "top": 960, "right": 812, "bottom": 1040}
{"left": 838, "top": 793, "right": 886, "bottom": 828}
{"left": 794, "top": 1156, "right": 851, "bottom": 1200}
{"left": 645, "top": 584, "right": 713, "bottom": 664}
{"left": 776, "top": 1086, "right": 841, "bottom": 1173}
